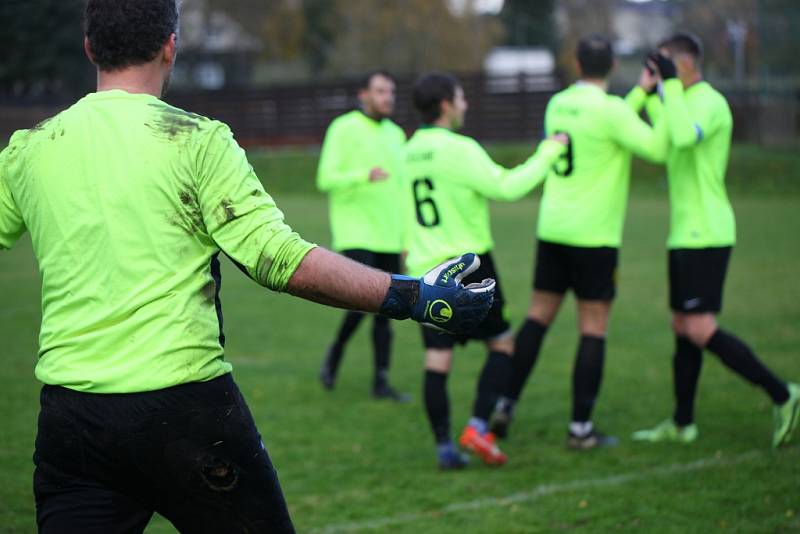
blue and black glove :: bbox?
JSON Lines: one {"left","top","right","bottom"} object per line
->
{"left": 379, "top": 253, "right": 495, "bottom": 335}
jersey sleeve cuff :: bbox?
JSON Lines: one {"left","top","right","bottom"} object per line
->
{"left": 259, "top": 236, "right": 318, "bottom": 292}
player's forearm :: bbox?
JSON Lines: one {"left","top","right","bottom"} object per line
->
{"left": 316, "top": 167, "right": 370, "bottom": 192}
{"left": 645, "top": 94, "right": 664, "bottom": 124}
{"left": 286, "top": 247, "right": 389, "bottom": 312}
{"left": 624, "top": 115, "right": 669, "bottom": 164}
{"left": 663, "top": 79, "right": 701, "bottom": 148}
{"left": 490, "top": 139, "right": 564, "bottom": 201}
{"left": 625, "top": 86, "right": 648, "bottom": 114}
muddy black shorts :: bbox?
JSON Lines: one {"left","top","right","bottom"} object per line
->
{"left": 34, "top": 374, "right": 295, "bottom": 533}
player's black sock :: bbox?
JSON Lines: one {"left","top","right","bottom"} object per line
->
{"left": 473, "top": 351, "right": 513, "bottom": 421}
{"left": 672, "top": 335, "right": 703, "bottom": 426}
{"left": 372, "top": 316, "right": 392, "bottom": 388}
{"left": 327, "top": 311, "right": 366, "bottom": 371}
{"left": 706, "top": 329, "right": 790, "bottom": 404}
{"left": 424, "top": 370, "right": 451, "bottom": 444}
{"left": 571, "top": 335, "right": 605, "bottom": 422}
{"left": 506, "top": 319, "right": 548, "bottom": 401}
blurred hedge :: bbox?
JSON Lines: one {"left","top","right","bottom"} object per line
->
{"left": 249, "top": 142, "right": 800, "bottom": 196}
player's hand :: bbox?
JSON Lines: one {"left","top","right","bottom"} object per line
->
{"left": 638, "top": 61, "right": 658, "bottom": 94}
{"left": 369, "top": 167, "right": 389, "bottom": 182}
{"left": 379, "top": 253, "right": 495, "bottom": 335}
{"left": 647, "top": 52, "right": 676, "bottom": 80}
{"left": 549, "top": 133, "right": 570, "bottom": 146}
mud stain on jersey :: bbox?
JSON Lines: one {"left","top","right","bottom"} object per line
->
{"left": 219, "top": 198, "right": 237, "bottom": 224}
{"left": 145, "top": 104, "right": 203, "bottom": 141}
{"left": 170, "top": 186, "right": 205, "bottom": 235}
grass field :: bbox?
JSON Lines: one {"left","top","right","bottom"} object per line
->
{"left": 1, "top": 146, "right": 799, "bottom": 533}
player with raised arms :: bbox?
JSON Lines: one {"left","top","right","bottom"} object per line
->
{"left": 631, "top": 32, "right": 799, "bottom": 446}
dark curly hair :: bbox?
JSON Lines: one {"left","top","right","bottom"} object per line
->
{"left": 85, "top": 0, "right": 179, "bottom": 71}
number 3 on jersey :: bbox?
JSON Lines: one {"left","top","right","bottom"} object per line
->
{"left": 412, "top": 177, "right": 440, "bottom": 227}
{"left": 553, "top": 130, "right": 574, "bottom": 177}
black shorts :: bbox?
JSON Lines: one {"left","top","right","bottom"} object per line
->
{"left": 343, "top": 249, "right": 402, "bottom": 274}
{"left": 34, "top": 375, "right": 295, "bottom": 533}
{"left": 533, "top": 240, "right": 618, "bottom": 301}
{"left": 420, "top": 253, "right": 511, "bottom": 349}
{"left": 668, "top": 247, "right": 731, "bottom": 313}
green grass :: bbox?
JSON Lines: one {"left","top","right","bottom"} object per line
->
{"left": 1, "top": 158, "right": 800, "bottom": 532}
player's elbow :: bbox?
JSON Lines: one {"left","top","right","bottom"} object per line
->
{"left": 672, "top": 126, "right": 702, "bottom": 149}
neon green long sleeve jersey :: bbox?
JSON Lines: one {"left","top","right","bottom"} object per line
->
{"left": 316, "top": 110, "right": 407, "bottom": 252}
{"left": 538, "top": 83, "right": 669, "bottom": 247}
{"left": 403, "top": 126, "right": 565, "bottom": 277}
{"left": 660, "top": 79, "right": 735, "bottom": 248}
{"left": 0, "top": 90, "right": 315, "bottom": 393}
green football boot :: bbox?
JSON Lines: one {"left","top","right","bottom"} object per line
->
{"left": 772, "top": 383, "right": 800, "bottom": 448}
{"left": 632, "top": 419, "right": 698, "bottom": 444}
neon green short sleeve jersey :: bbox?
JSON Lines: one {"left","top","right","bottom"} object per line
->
{"left": 661, "top": 79, "right": 735, "bottom": 248}
{"left": 0, "top": 90, "right": 315, "bottom": 393}
{"left": 538, "top": 83, "right": 668, "bottom": 247}
{"left": 316, "top": 110, "right": 407, "bottom": 253}
{"left": 403, "top": 126, "right": 564, "bottom": 277}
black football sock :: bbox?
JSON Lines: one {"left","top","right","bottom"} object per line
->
{"left": 672, "top": 335, "right": 703, "bottom": 427}
{"left": 506, "top": 319, "right": 548, "bottom": 401}
{"left": 326, "top": 311, "right": 366, "bottom": 372}
{"left": 424, "top": 370, "right": 451, "bottom": 444}
{"left": 706, "top": 329, "right": 790, "bottom": 404}
{"left": 473, "top": 351, "right": 513, "bottom": 421}
{"left": 372, "top": 316, "right": 392, "bottom": 388}
{"left": 571, "top": 335, "right": 606, "bottom": 423}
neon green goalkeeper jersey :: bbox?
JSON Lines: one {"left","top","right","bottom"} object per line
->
{"left": 317, "top": 110, "right": 407, "bottom": 252}
{"left": 538, "top": 83, "right": 669, "bottom": 247}
{"left": 403, "top": 126, "right": 565, "bottom": 277}
{"left": 660, "top": 79, "right": 736, "bottom": 248}
{"left": 0, "top": 90, "right": 315, "bottom": 393}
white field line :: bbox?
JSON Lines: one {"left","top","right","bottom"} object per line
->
{"left": 313, "top": 449, "right": 766, "bottom": 533}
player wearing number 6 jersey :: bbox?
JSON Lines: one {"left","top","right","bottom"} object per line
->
{"left": 489, "top": 34, "right": 669, "bottom": 449}
{"left": 404, "top": 72, "right": 567, "bottom": 469}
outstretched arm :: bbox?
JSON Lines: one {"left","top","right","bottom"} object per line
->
{"left": 456, "top": 136, "right": 567, "bottom": 202}
{"left": 195, "top": 125, "right": 494, "bottom": 335}
{"left": 287, "top": 247, "right": 389, "bottom": 311}
{"left": 288, "top": 249, "right": 495, "bottom": 335}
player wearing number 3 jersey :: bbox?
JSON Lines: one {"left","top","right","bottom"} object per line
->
{"left": 403, "top": 72, "right": 567, "bottom": 469}
{"left": 490, "top": 34, "right": 669, "bottom": 449}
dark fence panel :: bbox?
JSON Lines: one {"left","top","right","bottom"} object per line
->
{"left": 1, "top": 73, "right": 797, "bottom": 146}
{"left": 161, "top": 72, "right": 558, "bottom": 146}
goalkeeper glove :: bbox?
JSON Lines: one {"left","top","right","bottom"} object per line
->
{"left": 648, "top": 52, "right": 677, "bottom": 80}
{"left": 379, "top": 253, "right": 495, "bottom": 335}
